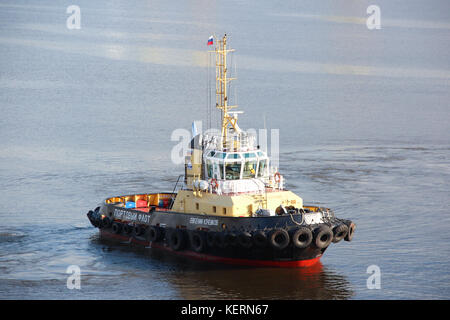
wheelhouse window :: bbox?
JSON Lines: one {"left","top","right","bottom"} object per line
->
{"left": 214, "top": 152, "right": 226, "bottom": 159}
{"left": 225, "top": 161, "right": 242, "bottom": 180}
{"left": 244, "top": 152, "right": 257, "bottom": 159}
{"left": 242, "top": 153, "right": 257, "bottom": 178}
{"left": 258, "top": 159, "right": 267, "bottom": 177}
{"left": 243, "top": 160, "right": 257, "bottom": 178}
{"left": 206, "top": 150, "right": 269, "bottom": 180}
{"left": 213, "top": 162, "right": 222, "bottom": 179}
{"left": 206, "top": 160, "right": 213, "bottom": 178}
{"left": 226, "top": 153, "right": 242, "bottom": 160}
{"left": 219, "top": 163, "right": 224, "bottom": 179}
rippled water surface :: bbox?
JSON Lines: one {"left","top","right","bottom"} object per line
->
{"left": 0, "top": 0, "right": 449, "bottom": 299}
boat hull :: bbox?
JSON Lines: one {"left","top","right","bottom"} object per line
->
{"left": 99, "top": 229, "right": 322, "bottom": 267}
{"left": 87, "top": 201, "right": 355, "bottom": 268}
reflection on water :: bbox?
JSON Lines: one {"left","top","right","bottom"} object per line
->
{"left": 96, "top": 238, "right": 354, "bottom": 300}
{"left": 172, "top": 262, "right": 354, "bottom": 300}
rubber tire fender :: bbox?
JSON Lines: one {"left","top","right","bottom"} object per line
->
{"left": 332, "top": 224, "right": 349, "bottom": 243}
{"left": 190, "top": 231, "right": 206, "bottom": 253}
{"left": 87, "top": 210, "right": 94, "bottom": 223}
{"left": 206, "top": 232, "right": 215, "bottom": 248}
{"left": 291, "top": 227, "right": 313, "bottom": 249}
{"left": 269, "top": 228, "right": 290, "bottom": 250}
{"left": 238, "top": 232, "right": 253, "bottom": 249}
{"left": 314, "top": 226, "right": 333, "bottom": 249}
{"left": 214, "top": 232, "right": 227, "bottom": 248}
{"left": 134, "top": 225, "right": 147, "bottom": 237}
{"left": 149, "top": 226, "right": 162, "bottom": 242}
{"left": 123, "top": 224, "right": 132, "bottom": 235}
{"left": 102, "top": 217, "right": 111, "bottom": 228}
{"left": 169, "top": 229, "right": 186, "bottom": 251}
{"left": 112, "top": 222, "right": 122, "bottom": 234}
{"left": 344, "top": 221, "right": 356, "bottom": 242}
{"left": 253, "top": 230, "right": 268, "bottom": 247}
{"left": 224, "top": 232, "right": 238, "bottom": 247}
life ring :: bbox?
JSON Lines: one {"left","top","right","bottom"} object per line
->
{"left": 274, "top": 172, "right": 281, "bottom": 183}
{"left": 313, "top": 226, "right": 333, "bottom": 248}
{"left": 169, "top": 229, "right": 186, "bottom": 251}
{"left": 253, "top": 230, "right": 268, "bottom": 247}
{"left": 332, "top": 224, "right": 349, "bottom": 243}
{"left": 237, "top": 232, "right": 253, "bottom": 249}
{"left": 210, "top": 178, "right": 219, "bottom": 190}
{"left": 344, "top": 221, "right": 356, "bottom": 242}
{"left": 269, "top": 228, "right": 290, "bottom": 250}
{"left": 291, "top": 227, "right": 313, "bottom": 249}
{"left": 189, "top": 231, "right": 206, "bottom": 253}
{"left": 149, "top": 226, "right": 163, "bottom": 242}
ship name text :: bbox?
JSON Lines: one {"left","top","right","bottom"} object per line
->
{"left": 113, "top": 209, "right": 150, "bottom": 224}
{"left": 189, "top": 217, "right": 218, "bottom": 226}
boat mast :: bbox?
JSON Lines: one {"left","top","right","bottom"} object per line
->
{"left": 214, "top": 34, "right": 238, "bottom": 149}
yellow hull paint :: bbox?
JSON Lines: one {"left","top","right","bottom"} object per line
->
{"left": 172, "top": 189, "right": 303, "bottom": 217}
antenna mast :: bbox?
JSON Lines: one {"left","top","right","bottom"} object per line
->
{"left": 213, "top": 34, "right": 239, "bottom": 149}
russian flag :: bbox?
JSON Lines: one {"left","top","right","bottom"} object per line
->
{"left": 207, "top": 36, "right": 213, "bottom": 46}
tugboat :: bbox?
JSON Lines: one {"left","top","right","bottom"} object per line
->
{"left": 86, "top": 34, "right": 355, "bottom": 267}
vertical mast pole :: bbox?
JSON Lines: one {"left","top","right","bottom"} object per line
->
{"left": 214, "top": 34, "right": 237, "bottom": 150}
{"left": 222, "top": 35, "right": 228, "bottom": 147}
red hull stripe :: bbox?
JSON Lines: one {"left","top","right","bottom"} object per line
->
{"left": 100, "top": 230, "right": 321, "bottom": 268}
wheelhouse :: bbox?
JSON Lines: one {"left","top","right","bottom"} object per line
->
{"left": 204, "top": 149, "right": 270, "bottom": 181}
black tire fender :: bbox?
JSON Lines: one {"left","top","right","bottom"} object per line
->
{"left": 253, "top": 230, "right": 268, "bottom": 247}
{"left": 291, "top": 227, "right": 313, "bottom": 249}
{"left": 206, "top": 232, "right": 215, "bottom": 248}
{"left": 134, "top": 225, "right": 147, "bottom": 236}
{"left": 214, "top": 232, "right": 227, "bottom": 248}
{"left": 269, "top": 228, "right": 290, "bottom": 250}
{"left": 332, "top": 224, "right": 349, "bottom": 243}
{"left": 344, "top": 221, "right": 356, "bottom": 242}
{"left": 238, "top": 232, "right": 253, "bottom": 249}
{"left": 224, "top": 232, "right": 238, "bottom": 247}
{"left": 149, "top": 226, "right": 162, "bottom": 242}
{"left": 122, "top": 224, "right": 132, "bottom": 235}
{"left": 169, "top": 229, "right": 186, "bottom": 251}
{"left": 112, "top": 222, "right": 122, "bottom": 234}
{"left": 314, "top": 226, "right": 333, "bottom": 248}
{"left": 102, "top": 217, "right": 111, "bottom": 228}
{"left": 190, "top": 231, "right": 206, "bottom": 253}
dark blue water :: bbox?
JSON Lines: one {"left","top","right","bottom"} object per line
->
{"left": 0, "top": 0, "right": 449, "bottom": 299}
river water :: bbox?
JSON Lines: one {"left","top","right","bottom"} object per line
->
{"left": 0, "top": 0, "right": 449, "bottom": 299}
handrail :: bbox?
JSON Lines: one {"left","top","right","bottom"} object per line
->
{"left": 169, "top": 175, "right": 184, "bottom": 208}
